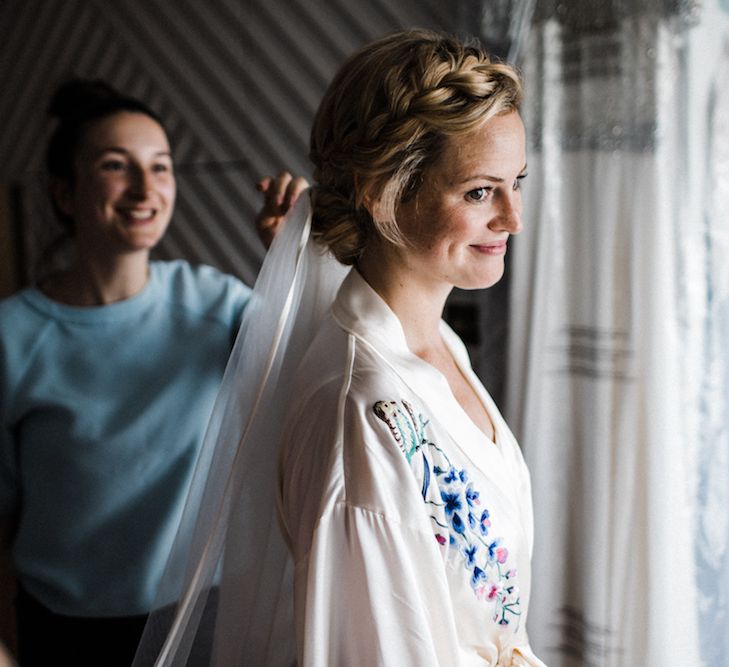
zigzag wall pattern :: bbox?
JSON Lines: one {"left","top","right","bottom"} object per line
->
{"left": 0, "top": 0, "right": 459, "bottom": 285}
{"left": 0, "top": 0, "right": 513, "bottom": 401}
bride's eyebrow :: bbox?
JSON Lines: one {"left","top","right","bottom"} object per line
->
{"left": 454, "top": 164, "right": 528, "bottom": 185}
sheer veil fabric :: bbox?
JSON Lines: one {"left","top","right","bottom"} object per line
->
{"left": 133, "top": 193, "right": 347, "bottom": 666}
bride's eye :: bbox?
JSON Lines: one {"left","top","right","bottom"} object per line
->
{"left": 466, "top": 187, "right": 490, "bottom": 202}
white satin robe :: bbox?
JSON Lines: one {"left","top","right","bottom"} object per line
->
{"left": 278, "top": 269, "right": 545, "bottom": 667}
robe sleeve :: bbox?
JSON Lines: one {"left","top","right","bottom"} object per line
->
{"left": 297, "top": 502, "right": 462, "bottom": 667}
{"left": 281, "top": 376, "right": 464, "bottom": 666}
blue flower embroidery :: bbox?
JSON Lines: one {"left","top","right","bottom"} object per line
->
{"left": 441, "top": 491, "right": 462, "bottom": 515}
{"left": 479, "top": 509, "right": 491, "bottom": 536}
{"left": 373, "top": 399, "right": 522, "bottom": 628}
{"left": 486, "top": 538, "right": 509, "bottom": 564}
{"left": 451, "top": 511, "right": 466, "bottom": 535}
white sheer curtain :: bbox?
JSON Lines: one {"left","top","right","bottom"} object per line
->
{"left": 506, "top": 1, "right": 729, "bottom": 665}
{"left": 695, "top": 13, "right": 729, "bottom": 666}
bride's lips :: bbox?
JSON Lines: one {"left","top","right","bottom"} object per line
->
{"left": 470, "top": 240, "right": 507, "bottom": 255}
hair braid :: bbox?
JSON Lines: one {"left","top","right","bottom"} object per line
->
{"left": 310, "top": 29, "right": 522, "bottom": 265}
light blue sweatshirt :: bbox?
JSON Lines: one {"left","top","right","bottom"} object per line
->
{"left": 0, "top": 260, "right": 250, "bottom": 616}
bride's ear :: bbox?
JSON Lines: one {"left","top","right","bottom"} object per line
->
{"left": 354, "top": 175, "right": 385, "bottom": 222}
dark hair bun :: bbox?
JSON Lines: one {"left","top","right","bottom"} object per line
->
{"left": 48, "top": 79, "right": 126, "bottom": 122}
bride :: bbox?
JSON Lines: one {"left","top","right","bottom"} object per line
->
{"left": 139, "top": 29, "right": 545, "bottom": 667}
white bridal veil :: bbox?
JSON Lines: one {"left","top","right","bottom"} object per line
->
{"left": 133, "top": 194, "right": 347, "bottom": 666}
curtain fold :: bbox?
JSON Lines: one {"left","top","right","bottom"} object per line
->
{"left": 506, "top": 2, "right": 729, "bottom": 664}
{"left": 695, "top": 18, "right": 729, "bottom": 667}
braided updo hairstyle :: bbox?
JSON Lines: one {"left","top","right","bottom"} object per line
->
{"left": 309, "top": 29, "right": 523, "bottom": 265}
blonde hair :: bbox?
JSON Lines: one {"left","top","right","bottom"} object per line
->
{"left": 309, "top": 29, "right": 523, "bottom": 265}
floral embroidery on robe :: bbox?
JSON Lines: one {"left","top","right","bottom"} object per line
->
{"left": 373, "top": 399, "right": 522, "bottom": 627}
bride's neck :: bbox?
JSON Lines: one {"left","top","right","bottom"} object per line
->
{"left": 356, "top": 248, "right": 451, "bottom": 357}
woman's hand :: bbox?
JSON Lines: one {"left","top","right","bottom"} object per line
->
{"left": 254, "top": 172, "right": 309, "bottom": 249}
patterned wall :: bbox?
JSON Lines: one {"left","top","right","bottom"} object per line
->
{"left": 0, "top": 0, "right": 516, "bottom": 399}
{"left": 0, "top": 0, "right": 465, "bottom": 283}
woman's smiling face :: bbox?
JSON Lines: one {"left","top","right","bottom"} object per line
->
{"left": 57, "top": 110, "right": 176, "bottom": 255}
{"left": 392, "top": 110, "right": 527, "bottom": 292}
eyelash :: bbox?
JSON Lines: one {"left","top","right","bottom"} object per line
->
{"left": 466, "top": 174, "right": 528, "bottom": 202}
